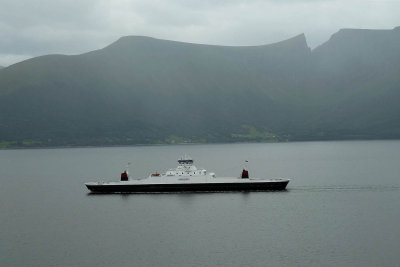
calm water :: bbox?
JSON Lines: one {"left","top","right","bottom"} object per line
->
{"left": 1, "top": 141, "right": 400, "bottom": 266}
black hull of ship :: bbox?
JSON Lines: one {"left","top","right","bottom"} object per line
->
{"left": 86, "top": 181, "right": 289, "bottom": 193}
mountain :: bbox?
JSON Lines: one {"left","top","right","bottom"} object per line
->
{"left": 0, "top": 27, "right": 399, "bottom": 147}
{"left": 308, "top": 26, "right": 400, "bottom": 139}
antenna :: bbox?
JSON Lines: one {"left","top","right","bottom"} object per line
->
{"left": 125, "top": 162, "right": 131, "bottom": 175}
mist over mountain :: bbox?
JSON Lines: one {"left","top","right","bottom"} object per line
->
{"left": 310, "top": 26, "right": 400, "bottom": 139}
{"left": 0, "top": 27, "right": 399, "bottom": 147}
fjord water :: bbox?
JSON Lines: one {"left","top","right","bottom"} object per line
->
{"left": 1, "top": 141, "right": 400, "bottom": 266}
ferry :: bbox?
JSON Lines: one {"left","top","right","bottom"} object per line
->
{"left": 85, "top": 156, "right": 290, "bottom": 193}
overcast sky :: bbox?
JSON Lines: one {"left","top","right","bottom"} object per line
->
{"left": 1, "top": 0, "right": 399, "bottom": 66}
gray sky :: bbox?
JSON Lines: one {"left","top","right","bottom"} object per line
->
{"left": 1, "top": 0, "right": 400, "bottom": 66}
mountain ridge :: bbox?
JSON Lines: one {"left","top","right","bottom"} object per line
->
{"left": 0, "top": 27, "right": 399, "bottom": 147}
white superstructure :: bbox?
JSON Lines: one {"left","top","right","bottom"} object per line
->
{"left": 163, "top": 155, "right": 215, "bottom": 178}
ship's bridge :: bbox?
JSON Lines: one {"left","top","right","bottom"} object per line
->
{"left": 165, "top": 156, "right": 207, "bottom": 177}
{"left": 178, "top": 159, "right": 194, "bottom": 165}
{"left": 178, "top": 155, "right": 194, "bottom": 165}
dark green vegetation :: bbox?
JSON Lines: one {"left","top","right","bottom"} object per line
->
{"left": 0, "top": 27, "right": 400, "bottom": 148}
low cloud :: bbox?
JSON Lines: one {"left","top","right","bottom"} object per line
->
{"left": 0, "top": 0, "right": 399, "bottom": 66}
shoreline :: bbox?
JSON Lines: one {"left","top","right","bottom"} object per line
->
{"left": 1, "top": 138, "right": 399, "bottom": 150}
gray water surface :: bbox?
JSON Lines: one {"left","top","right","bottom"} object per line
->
{"left": 1, "top": 141, "right": 400, "bottom": 266}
